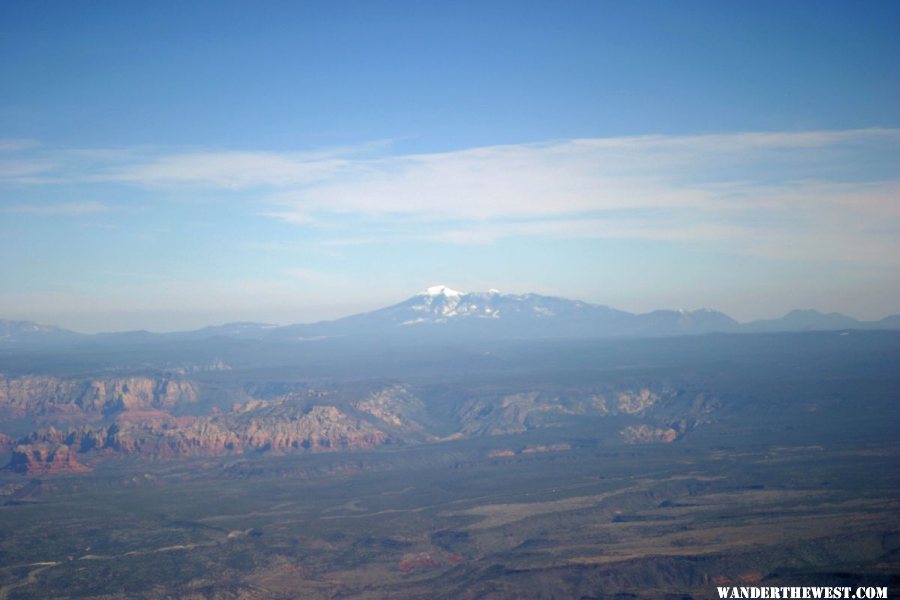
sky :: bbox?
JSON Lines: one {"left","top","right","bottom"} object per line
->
{"left": 1, "top": 0, "right": 898, "bottom": 332}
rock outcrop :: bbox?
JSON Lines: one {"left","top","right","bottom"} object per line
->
{"left": 176, "top": 403, "right": 389, "bottom": 455}
{"left": 616, "top": 389, "right": 659, "bottom": 415}
{"left": 353, "top": 385, "right": 426, "bottom": 431}
{"left": 620, "top": 424, "right": 679, "bottom": 444}
{"left": 21, "top": 400, "right": 395, "bottom": 461}
{"left": 0, "top": 375, "right": 197, "bottom": 418}
{"left": 457, "top": 387, "right": 674, "bottom": 435}
{"left": 9, "top": 443, "right": 91, "bottom": 474}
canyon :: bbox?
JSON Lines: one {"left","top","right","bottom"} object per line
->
{"left": 1, "top": 372, "right": 698, "bottom": 474}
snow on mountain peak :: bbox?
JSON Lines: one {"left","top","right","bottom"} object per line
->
{"left": 422, "top": 285, "right": 463, "bottom": 297}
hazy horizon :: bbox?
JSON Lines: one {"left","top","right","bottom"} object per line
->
{"left": 5, "top": 283, "right": 900, "bottom": 335}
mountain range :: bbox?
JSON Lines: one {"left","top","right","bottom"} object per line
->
{"left": 2, "top": 285, "right": 898, "bottom": 345}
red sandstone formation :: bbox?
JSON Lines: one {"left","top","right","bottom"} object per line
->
{"left": 21, "top": 402, "right": 396, "bottom": 463}
{"left": 9, "top": 443, "right": 91, "bottom": 474}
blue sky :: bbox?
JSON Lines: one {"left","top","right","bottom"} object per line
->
{"left": 1, "top": 1, "right": 898, "bottom": 332}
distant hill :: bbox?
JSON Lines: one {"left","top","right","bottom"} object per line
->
{"left": 743, "top": 309, "right": 863, "bottom": 332}
{"left": 0, "top": 319, "right": 86, "bottom": 345}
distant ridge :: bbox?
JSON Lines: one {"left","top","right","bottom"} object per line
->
{"left": 0, "top": 319, "right": 85, "bottom": 344}
{"left": 2, "top": 287, "right": 898, "bottom": 345}
{"left": 743, "top": 309, "right": 865, "bottom": 333}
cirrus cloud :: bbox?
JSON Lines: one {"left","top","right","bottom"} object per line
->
{"left": 2, "top": 129, "right": 898, "bottom": 265}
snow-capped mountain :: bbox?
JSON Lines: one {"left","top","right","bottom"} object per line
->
{"left": 269, "top": 285, "right": 737, "bottom": 340}
{"left": 360, "top": 285, "right": 631, "bottom": 326}
{"left": 400, "top": 286, "right": 624, "bottom": 324}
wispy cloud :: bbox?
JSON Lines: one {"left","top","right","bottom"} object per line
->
{"left": 0, "top": 159, "right": 58, "bottom": 181}
{"left": 0, "top": 139, "right": 40, "bottom": 152}
{"left": 2, "top": 129, "right": 898, "bottom": 265}
{"left": 8, "top": 201, "right": 109, "bottom": 215}
{"left": 104, "top": 151, "right": 351, "bottom": 189}
{"left": 265, "top": 129, "right": 898, "bottom": 221}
